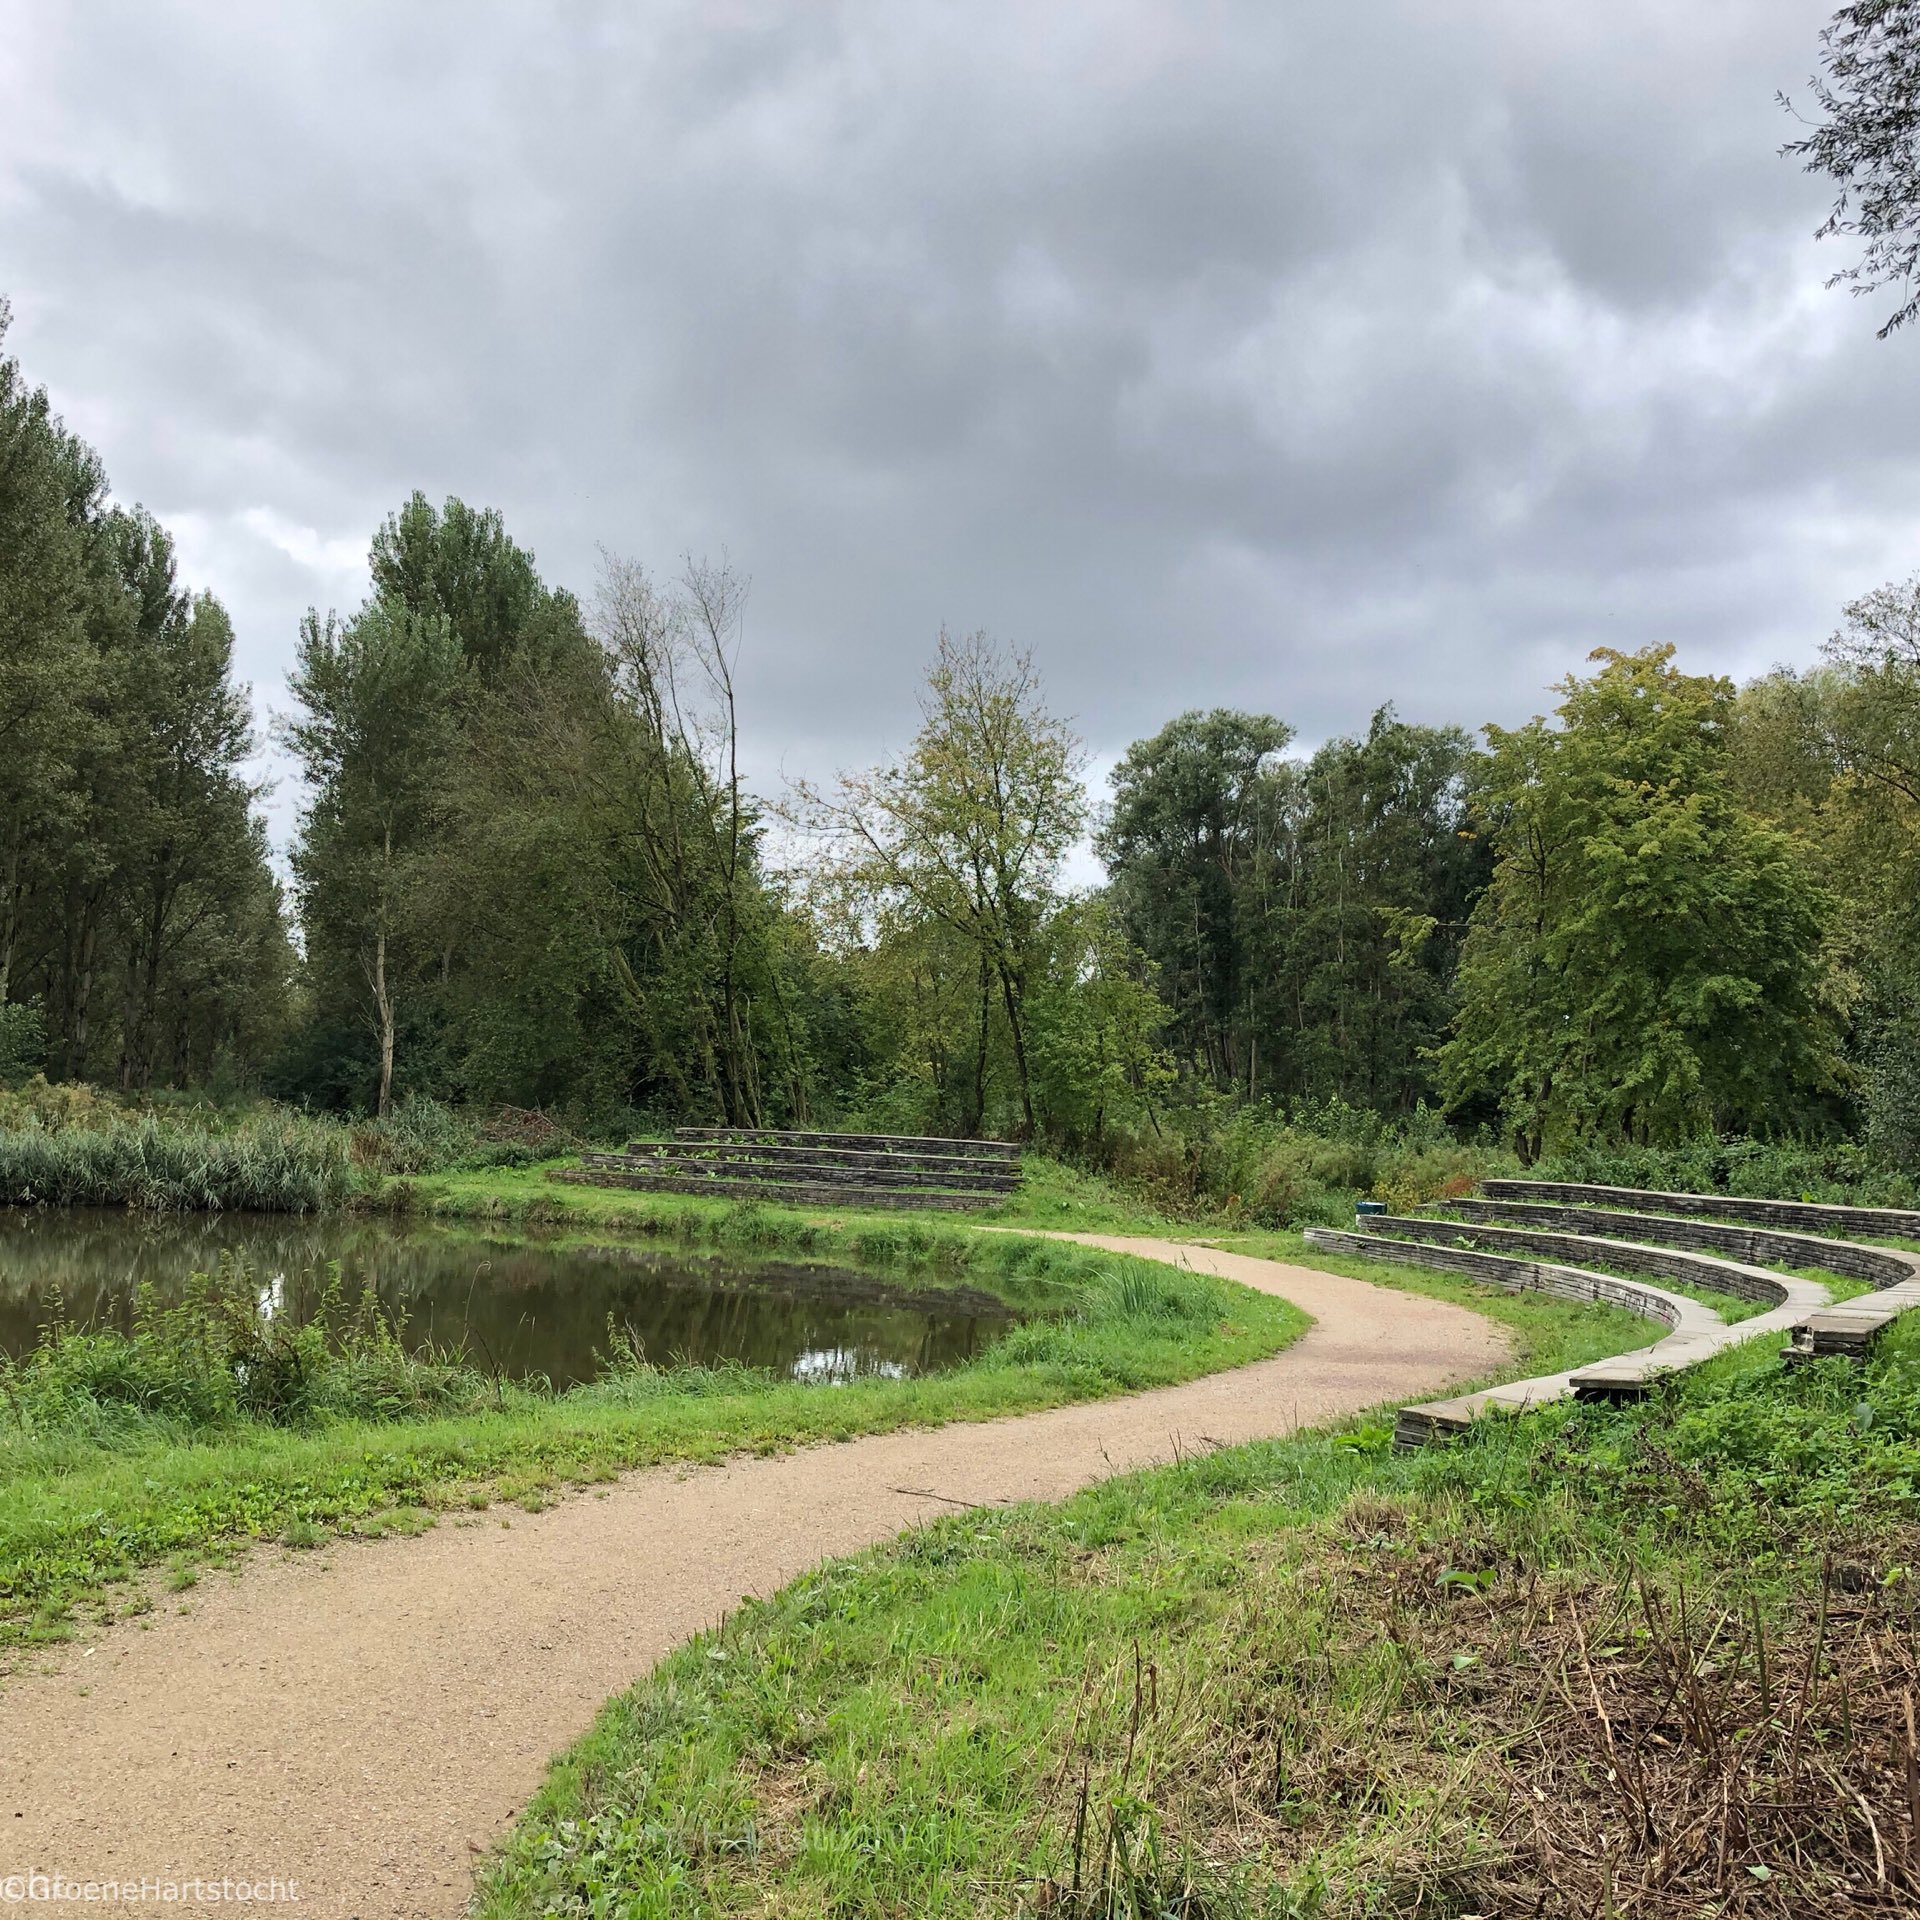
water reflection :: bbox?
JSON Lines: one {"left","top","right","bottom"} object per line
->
{"left": 0, "top": 1209, "right": 1011, "bottom": 1388}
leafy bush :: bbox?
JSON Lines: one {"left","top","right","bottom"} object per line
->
{"left": 1534, "top": 1134, "right": 1920, "bottom": 1208}
{"left": 0, "top": 1001, "right": 47, "bottom": 1084}
{"left": 1866, "top": 1017, "right": 1920, "bottom": 1176}
{"left": 0, "top": 1073, "right": 115, "bottom": 1132}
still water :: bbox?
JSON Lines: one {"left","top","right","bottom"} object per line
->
{"left": 0, "top": 1209, "right": 1012, "bottom": 1387}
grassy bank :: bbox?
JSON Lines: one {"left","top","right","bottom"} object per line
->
{"left": 479, "top": 1320, "right": 1920, "bottom": 1920}
{"left": 387, "top": 1156, "right": 1177, "bottom": 1242}
{"left": 0, "top": 1230, "right": 1303, "bottom": 1645}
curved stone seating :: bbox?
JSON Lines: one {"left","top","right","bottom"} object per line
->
{"left": 1478, "top": 1178, "right": 1920, "bottom": 1243}
{"left": 1301, "top": 1223, "right": 1810, "bottom": 1447}
{"left": 1443, "top": 1196, "right": 1919, "bottom": 1289}
{"left": 1475, "top": 1181, "right": 1920, "bottom": 1362}
{"left": 1364, "top": 1212, "right": 1828, "bottom": 1313}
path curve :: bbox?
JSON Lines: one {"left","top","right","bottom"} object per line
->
{"left": 0, "top": 1236, "right": 1506, "bottom": 1918}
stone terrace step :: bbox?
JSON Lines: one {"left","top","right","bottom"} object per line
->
{"left": 1790, "top": 1282, "right": 1920, "bottom": 1360}
{"left": 627, "top": 1138, "right": 1021, "bottom": 1180}
{"left": 1475, "top": 1182, "right": 1920, "bottom": 1363}
{"left": 550, "top": 1167, "right": 1000, "bottom": 1212}
{"left": 1480, "top": 1178, "right": 1920, "bottom": 1243}
{"left": 1369, "top": 1213, "right": 1828, "bottom": 1314}
{"left": 582, "top": 1150, "right": 1017, "bottom": 1192}
{"left": 1445, "top": 1197, "right": 1920, "bottom": 1292}
{"left": 1303, "top": 1224, "right": 1807, "bottom": 1448}
{"left": 675, "top": 1127, "right": 1023, "bottom": 1163}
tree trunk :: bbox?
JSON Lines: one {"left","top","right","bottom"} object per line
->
{"left": 134, "top": 875, "right": 171, "bottom": 1093}
{"left": 372, "top": 926, "right": 395, "bottom": 1118}
{"left": 67, "top": 915, "right": 97, "bottom": 1081}
{"left": 966, "top": 952, "right": 991, "bottom": 1136}
{"left": 996, "top": 961, "right": 1035, "bottom": 1137}
{"left": 0, "top": 829, "right": 20, "bottom": 1006}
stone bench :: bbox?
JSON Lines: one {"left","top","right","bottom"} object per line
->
{"left": 1367, "top": 1211, "right": 1828, "bottom": 1314}
{"left": 1478, "top": 1178, "right": 1920, "bottom": 1243}
{"left": 585, "top": 1149, "right": 1019, "bottom": 1192}
{"left": 1474, "top": 1182, "right": 1920, "bottom": 1362}
{"left": 673, "top": 1127, "right": 1023, "bottom": 1164}
{"left": 1443, "top": 1196, "right": 1918, "bottom": 1290}
{"left": 1303, "top": 1223, "right": 1816, "bottom": 1448}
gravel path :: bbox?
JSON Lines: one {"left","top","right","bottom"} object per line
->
{"left": 0, "top": 1235, "right": 1506, "bottom": 1918}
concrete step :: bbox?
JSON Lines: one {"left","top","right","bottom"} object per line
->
{"left": 585, "top": 1150, "right": 1015, "bottom": 1192}
{"left": 1480, "top": 1178, "right": 1920, "bottom": 1243}
{"left": 1472, "top": 1183, "right": 1920, "bottom": 1364}
{"left": 550, "top": 1166, "right": 1000, "bottom": 1212}
{"left": 1302, "top": 1224, "right": 1805, "bottom": 1448}
{"left": 624, "top": 1139, "right": 1022, "bottom": 1180}
{"left": 1444, "top": 1196, "right": 1920, "bottom": 1291}
{"left": 1369, "top": 1213, "right": 1828, "bottom": 1314}
{"left": 675, "top": 1127, "right": 1022, "bottom": 1163}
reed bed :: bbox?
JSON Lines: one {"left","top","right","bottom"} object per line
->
{"left": 0, "top": 1109, "right": 355, "bottom": 1213}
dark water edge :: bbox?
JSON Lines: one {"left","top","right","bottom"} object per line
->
{"left": 0, "top": 1208, "right": 1013, "bottom": 1388}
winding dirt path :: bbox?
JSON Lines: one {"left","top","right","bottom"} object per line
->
{"left": 0, "top": 1236, "right": 1505, "bottom": 1918}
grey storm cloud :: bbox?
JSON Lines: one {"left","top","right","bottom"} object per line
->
{"left": 1, "top": 0, "right": 1912, "bottom": 844}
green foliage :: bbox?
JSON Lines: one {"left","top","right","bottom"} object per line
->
{"left": 354, "top": 1093, "right": 480, "bottom": 1174}
{"left": 792, "top": 630, "right": 1089, "bottom": 1138}
{"left": 0, "top": 997, "right": 45, "bottom": 1082}
{"left": 0, "top": 305, "right": 290, "bottom": 1093}
{"left": 4, "top": 1259, "right": 490, "bottom": 1437}
{"left": 1442, "top": 646, "right": 1840, "bottom": 1154}
{"left": 0, "top": 1107, "right": 354, "bottom": 1212}
{"left": 1098, "top": 707, "right": 1294, "bottom": 1085}
{"left": 1867, "top": 1009, "right": 1920, "bottom": 1170}
{"left": 285, "top": 580, "right": 468, "bottom": 1116}
{"left": 1025, "top": 897, "right": 1174, "bottom": 1148}
{"left": 1783, "top": 0, "right": 1920, "bottom": 338}
{"left": 1102, "top": 706, "right": 1486, "bottom": 1117}
{"left": 1534, "top": 1132, "right": 1920, "bottom": 1208}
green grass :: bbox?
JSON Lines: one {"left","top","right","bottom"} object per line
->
{"left": 478, "top": 1319, "right": 1920, "bottom": 1920}
{"left": 0, "top": 1230, "right": 1304, "bottom": 1644}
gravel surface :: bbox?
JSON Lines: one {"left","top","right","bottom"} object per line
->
{"left": 0, "top": 1235, "right": 1507, "bottom": 1918}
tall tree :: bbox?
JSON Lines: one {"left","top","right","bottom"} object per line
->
{"left": 0, "top": 299, "right": 94, "bottom": 1014}
{"left": 794, "top": 631, "right": 1086, "bottom": 1136}
{"left": 285, "top": 604, "right": 463, "bottom": 1115}
{"left": 1732, "top": 580, "right": 1920, "bottom": 1163}
{"left": 0, "top": 304, "right": 290, "bottom": 1089}
{"left": 1441, "top": 647, "right": 1838, "bottom": 1155}
{"left": 1099, "top": 709, "right": 1293, "bottom": 1088}
{"left": 1784, "top": 0, "right": 1920, "bottom": 336}
{"left": 1267, "top": 710, "right": 1486, "bottom": 1114}
{"left": 1100, "top": 705, "right": 1482, "bottom": 1111}
{"left": 421, "top": 549, "right": 805, "bottom": 1122}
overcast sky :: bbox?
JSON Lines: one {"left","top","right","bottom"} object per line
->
{"left": 2, "top": 0, "right": 1912, "bottom": 856}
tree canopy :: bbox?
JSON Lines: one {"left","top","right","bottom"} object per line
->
{"left": 1785, "top": 0, "right": 1920, "bottom": 336}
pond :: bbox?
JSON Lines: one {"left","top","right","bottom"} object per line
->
{"left": 0, "top": 1209, "right": 1014, "bottom": 1388}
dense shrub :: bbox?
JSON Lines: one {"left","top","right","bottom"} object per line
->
{"left": 1534, "top": 1135, "right": 1920, "bottom": 1208}
{"left": 351, "top": 1094, "right": 479, "bottom": 1174}
{"left": 0, "top": 1108, "right": 355, "bottom": 1212}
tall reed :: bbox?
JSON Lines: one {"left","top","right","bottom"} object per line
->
{"left": 0, "top": 1110, "right": 354, "bottom": 1213}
